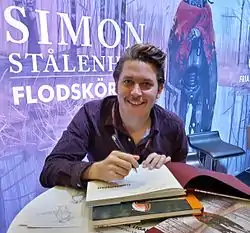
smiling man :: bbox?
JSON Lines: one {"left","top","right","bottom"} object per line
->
{"left": 40, "top": 43, "right": 188, "bottom": 189}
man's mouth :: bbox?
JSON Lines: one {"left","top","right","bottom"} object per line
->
{"left": 127, "top": 100, "right": 145, "bottom": 106}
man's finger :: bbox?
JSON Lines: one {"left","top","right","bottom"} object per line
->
{"left": 142, "top": 153, "right": 157, "bottom": 168}
{"left": 112, "top": 157, "right": 133, "bottom": 171}
{"left": 111, "top": 164, "right": 130, "bottom": 177}
{"left": 165, "top": 156, "right": 171, "bottom": 164}
{"left": 115, "top": 152, "right": 139, "bottom": 169}
{"left": 109, "top": 171, "right": 124, "bottom": 181}
{"left": 148, "top": 155, "right": 161, "bottom": 170}
{"left": 156, "top": 155, "right": 168, "bottom": 168}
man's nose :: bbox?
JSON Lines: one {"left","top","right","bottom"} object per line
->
{"left": 131, "top": 84, "right": 142, "bottom": 96}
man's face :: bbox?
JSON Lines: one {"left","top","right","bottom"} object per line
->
{"left": 116, "top": 60, "right": 163, "bottom": 118}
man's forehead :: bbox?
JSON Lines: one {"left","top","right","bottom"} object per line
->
{"left": 121, "top": 61, "right": 157, "bottom": 79}
{"left": 122, "top": 60, "right": 155, "bottom": 69}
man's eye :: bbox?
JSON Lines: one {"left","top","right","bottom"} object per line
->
{"left": 123, "top": 80, "right": 133, "bottom": 85}
{"left": 141, "top": 82, "right": 152, "bottom": 88}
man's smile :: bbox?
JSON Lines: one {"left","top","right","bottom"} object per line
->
{"left": 126, "top": 99, "right": 146, "bottom": 106}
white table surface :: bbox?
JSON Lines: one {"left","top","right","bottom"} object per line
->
{"left": 6, "top": 186, "right": 153, "bottom": 233}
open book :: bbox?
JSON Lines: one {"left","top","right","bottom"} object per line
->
{"left": 86, "top": 162, "right": 250, "bottom": 208}
{"left": 90, "top": 194, "right": 203, "bottom": 228}
{"left": 86, "top": 165, "right": 185, "bottom": 207}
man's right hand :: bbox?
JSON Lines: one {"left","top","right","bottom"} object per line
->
{"left": 82, "top": 151, "right": 139, "bottom": 182}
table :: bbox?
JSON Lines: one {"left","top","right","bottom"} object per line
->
{"left": 7, "top": 186, "right": 250, "bottom": 233}
{"left": 6, "top": 187, "right": 153, "bottom": 233}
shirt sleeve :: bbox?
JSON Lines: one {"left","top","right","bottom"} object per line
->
{"left": 171, "top": 119, "right": 188, "bottom": 162}
{"left": 39, "top": 105, "right": 92, "bottom": 189}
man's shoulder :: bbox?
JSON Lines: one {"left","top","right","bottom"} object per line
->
{"left": 77, "top": 95, "right": 116, "bottom": 119}
{"left": 154, "top": 104, "right": 185, "bottom": 130}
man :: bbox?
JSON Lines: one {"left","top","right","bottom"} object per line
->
{"left": 39, "top": 43, "right": 188, "bottom": 189}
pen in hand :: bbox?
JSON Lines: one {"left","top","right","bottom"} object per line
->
{"left": 111, "top": 134, "right": 138, "bottom": 173}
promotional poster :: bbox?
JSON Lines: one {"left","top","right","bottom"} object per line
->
{"left": 0, "top": 0, "right": 249, "bottom": 232}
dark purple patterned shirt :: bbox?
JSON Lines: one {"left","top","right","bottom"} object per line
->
{"left": 40, "top": 96, "right": 188, "bottom": 189}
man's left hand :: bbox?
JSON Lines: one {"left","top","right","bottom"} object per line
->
{"left": 142, "top": 153, "right": 171, "bottom": 170}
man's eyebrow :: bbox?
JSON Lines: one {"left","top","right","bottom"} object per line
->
{"left": 122, "top": 76, "right": 134, "bottom": 79}
{"left": 142, "top": 78, "right": 153, "bottom": 82}
{"left": 123, "top": 76, "right": 153, "bottom": 82}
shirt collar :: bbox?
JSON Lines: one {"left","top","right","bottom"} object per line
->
{"left": 104, "top": 98, "right": 160, "bottom": 135}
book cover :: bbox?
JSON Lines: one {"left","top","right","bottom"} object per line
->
{"left": 166, "top": 162, "right": 250, "bottom": 199}
{"left": 91, "top": 194, "right": 203, "bottom": 227}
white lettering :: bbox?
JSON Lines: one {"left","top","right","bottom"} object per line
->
{"left": 26, "top": 86, "right": 38, "bottom": 104}
{"left": 82, "top": 83, "right": 94, "bottom": 99}
{"left": 95, "top": 82, "right": 107, "bottom": 98}
{"left": 107, "top": 56, "right": 120, "bottom": 71}
{"left": 108, "top": 82, "right": 116, "bottom": 95}
{"left": 71, "top": 84, "right": 81, "bottom": 100}
{"left": 44, "top": 49, "right": 60, "bottom": 72}
{"left": 9, "top": 53, "right": 22, "bottom": 73}
{"left": 92, "top": 56, "right": 105, "bottom": 72}
{"left": 25, "top": 53, "right": 43, "bottom": 72}
{"left": 78, "top": 55, "right": 90, "bottom": 72}
{"left": 12, "top": 82, "right": 116, "bottom": 105}
{"left": 63, "top": 54, "right": 76, "bottom": 72}
{"left": 12, "top": 86, "right": 24, "bottom": 105}
{"left": 56, "top": 84, "right": 71, "bottom": 101}
{"left": 57, "top": 13, "right": 91, "bottom": 46}
{"left": 5, "top": 6, "right": 29, "bottom": 44}
{"left": 38, "top": 85, "right": 55, "bottom": 103}
{"left": 36, "top": 9, "right": 52, "bottom": 45}
{"left": 98, "top": 19, "right": 121, "bottom": 48}
{"left": 125, "top": 22, "right": 145, "bottom": 47}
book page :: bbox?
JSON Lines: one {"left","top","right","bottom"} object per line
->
{"left": 86, "top": 165, "right": 183, "bottom": 204}
{"left": 20, "top": 203, "right": 83, "bottom": 228}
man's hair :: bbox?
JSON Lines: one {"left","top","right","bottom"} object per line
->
{"left": 113, "top": 43, "right": 166, "bottom": 86}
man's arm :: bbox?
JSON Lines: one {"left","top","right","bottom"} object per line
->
{"left": 39, "top": 106, "right": 92, "bottom": 189}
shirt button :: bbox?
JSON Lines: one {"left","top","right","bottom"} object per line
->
{"left": 128, "top": 138, "right": 131, "bottom": 142}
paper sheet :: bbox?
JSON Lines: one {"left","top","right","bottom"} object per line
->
{"left": 20, "top": 203, "right": 83, "bottom": 228}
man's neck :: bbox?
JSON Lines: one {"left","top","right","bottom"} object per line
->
{"left": 119, "top": 109, "right": 151, "bottom": 133}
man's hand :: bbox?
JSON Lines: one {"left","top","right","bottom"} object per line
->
{"left": 82, "top": 151, "right": 139, "bottom": 182}
{"left": 142, "top": 153, "right": 171, "bottom": 170}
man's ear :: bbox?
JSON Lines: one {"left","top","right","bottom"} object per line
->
{"left": 157, "top": 84, "right": 164, "bottom": 98}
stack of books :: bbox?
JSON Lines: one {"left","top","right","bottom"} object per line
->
{"left": 85, "top": 164, "right": 204, "bottom": 228}
{"left": 86, "top": 162, "right": 250, "bottom": 228}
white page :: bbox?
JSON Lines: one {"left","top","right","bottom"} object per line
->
{"left": 20, "top": 203, "right": 83, "bottom": 228}
{"left": 86, "top": 164, "right": 183, "bottom": 203}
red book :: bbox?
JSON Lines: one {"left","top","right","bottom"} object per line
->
{"left": 165, "top": 162, "right": 250, "bottom": 199}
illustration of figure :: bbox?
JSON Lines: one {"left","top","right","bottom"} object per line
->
{"left": 196, "top": 212, "right": 250, "bottom": 233}
{"left": 132, "top": 201, "right": 152, "bottom": 212}
{"left": 167, "top": 0, "right": 218, "bottom": 134}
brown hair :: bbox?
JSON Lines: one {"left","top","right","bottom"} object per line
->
{"left": 113, "top": 43, "right": 166, "bottom": 86}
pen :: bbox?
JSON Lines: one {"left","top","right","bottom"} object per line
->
{"left": 111, "top": 134, "right": 138, "bottom": 173}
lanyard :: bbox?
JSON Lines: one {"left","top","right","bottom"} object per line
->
{"left": 111, "top": 102, "right": 152, "bottom": 155}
